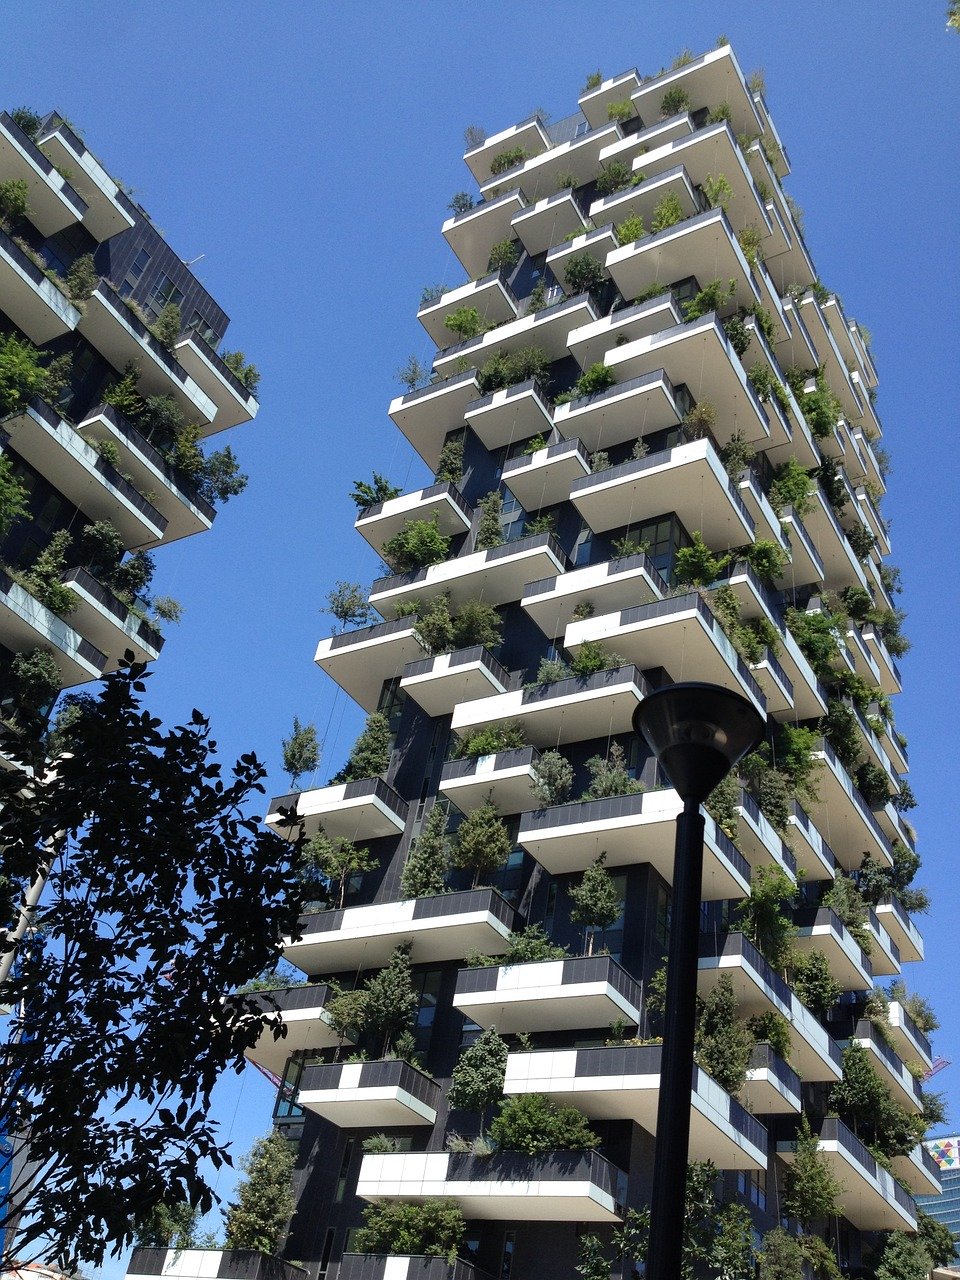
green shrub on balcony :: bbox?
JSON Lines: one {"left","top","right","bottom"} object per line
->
{"left": 606, "top": 99, "right": 633, "bottom": 123}
{"left": 703, "top": 172, "right": 733, "bottom": 211}
{"left": 682, "top": 277, "right": 736, "bottom": 321}
{"left": 331, "top": 711, "right": 392, "bottom": 783}
{"left": 0, "top": 453, "right": 28, "bottom": 541}
{"left": 489, "top": 145, "right": 528, "bottom": 176}
{"left": 673, "top": 531, "right": 725, "bottom": 586}
{"left": 737, "top": 225, "right": 764, "bottom": 268}
{"left": 381, "top": 515, "right": 451, "bottom": 572}
{"left": 355, "top": 1198, "right": 465, "bottom": 1265}
{"left": 465, "top": 924, "right": 568, "bottom": 969}
{"left": 453, "top": 721, "right": 527, "bottom": 759}
{"left": 349, "top": 472, "right": 402, "bottom": 510}
{"left": 694, "top": 973, "right": 754, "bottom": 1093}
{"left": 435, "top": 433, "right": 464, "bottom": 485}
{"left": 531, "top": 749, "right": 573, "bottom": 807}
{"left": 659, "top": 85, "right": 692, "bottom": 118}
{"left": 0, "top": 331, "right": 49, "bottom": 413}
{"left": 400, "top": 801, "right": 450, "bottom": 899}
{"left": 734, "top": 863, "right": 796, "bottom": 972}
{"left": 487, "top": 238, "right": 519, "bottom": 272}
{"left": 581, "top": 742, "right": 643, "bottom": 801}
{"left": 447, "top": 1024, "right": 508, "bottom": 1129}
{"left": 790, "top": 949, "right": 842, "bottom": 1020}
{"left": 569, "top": 638, "right": 623, "bottom": 678}
{"left": 748, "top": 363, "right": 791, "bottom": 412}
{"left": 65, "top": 252, "right": 97, "bottom": 302}
{"left": 581, "top": 70, "right": 603, "bottom": 93}
{"left": 474, "top": 490, "right": 504, "bottom": 550}
{"left": 489, "top": 1092, "right": 599, "bottom": 1154}
{"left": 220, "top": 349, "right": 260, "bottom": 393}
{"left": 8, "top": 646, "right": 60, "bottom": 725}
{"left": 830, "top": 1041, "right": 922, "bottom": 1159}
{"left": 554, "top": 361, "right": 616, "bottom": 405}
{"left": 299, "top": 830, "right": 378, "bottom": 910}
{"left": 710, "top": 584, "right": 781, "bottom": 663}
{"left": 615, "top": 213, "right": 646, "bottom": 246}
{"left": 450, "top": 800, "right": 511, "bottom": 888}
{"left": 748, "top": 1010, "right": 793, "bottom": 1063}
{"left": 563, "top": 251, "right": 606, "bottom": 298}
{"left": 444, "top": 305, "right": 490, "bottom": 341}
{"left": 223, "top": 1129, "right": 296, "bottom": 1254}
{"left": 855, "top": 760, "right": 892, "bottom": 807}
{"left": 150, "top": 302, "right": 182, "bottom": 352}
{"left": 570, "top": 854, "right": 623, "bottom": 955}
{"left": 821, "top": 874, "right": 872, "bottom": 956}
{"left": 723, "top": 312, "right": 751, "bottom": 358}
{"left": 476, "top": 345, "right": 549, "bottom": 395}
{"left": 447, "top": 191, "right": 474, "bottom": 215}
{"left": 0, "top": 177, "right": 28, "bottom": 230}
{"left": 820, "top": 699, "right": 861, "bottom": 773}
{"left": 782, "top": 1115, "right": 842, "bottom": 1231}
{"left": 595, "top": 160, "right": 633, "bottom": 196}
{"left": 650, "top": 190, "right": 685, "bottom": 233}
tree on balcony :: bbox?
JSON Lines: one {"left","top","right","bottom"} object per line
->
{"left": 381, "top": 515, "right": 451, "bottom": 572}
{"left": 489, "top": 1092, "right": 598, "bottom": 1154}
{"left": 133, "top": 1200, "right": 200, "bottom": 1251}
{"left": 694, "top": 974, "right": 754, "bottom": 1094}
{"left": 0, "top": 453, "right": 27, "bottom": 539}
{"left": 783, "top": 1115, "right": 841, "bottom": 1231}
{"left": 322, "top": 580, "right": 375, "bottom": 632}
{"left": 450, "top": 800, "right": 512, "bottom": 888}
{"left": 330, "top": 711, "right": 391, "bottom": 783}
{"left": 569, "top": 854, "right": 623, "bottom": 956}
{"left": 829, "top": 1042, "right": 921, "bottom": 1160}
{"left": 580, "top": 742, "right": 643, "bottom": 801}
{"left": 733, "top": 863, "right": 796, "bottom": 972}
{"left": 354, "top": 1199, "right": 465, "bottom": 1265}
{"left": 475, "top": 490, "right": 505, "bottom": 550}
{"left": 531, "top": 749, "right": 573, "bottom": 807}
{"left": 223, "top": 1128, "right": 296, "bottom": 1254}
{"left": 400, "top": 801, "right": 450, "bottom": 899}
{"left": 281, "top": 716, "right": 319, "bottom": 788}
{"left": 790, "top": 950, "right": 842, "bottom": 1020}
{"left": 349, "top": 472, "right": 401, "bottom": 509}
{"left": 447, "top": 1025, "right": 508, "bottom": 1133}
{"left": 300, "top": 830, "right": 378, "bottom": 910}
{"left": 363, "top": 942, "right": 419, "bottom": 1058}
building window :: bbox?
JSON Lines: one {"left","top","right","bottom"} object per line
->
{"left": 414, "top": 968, "right": 443, "bottom": 1032}
{"left": 317, "top": 1228, "right": 335, "bottom": 1280}
{"left": 187, "top": 309, "right": 218, "bottom": 346}
{"left": 500, "top": 1230, "right": 516, "bottom": 1278}
{"left": 119, "top": 248, "right": 151, "bottom": 298}
{"left": 737, "top": 1167, "right": 767, "bottom": 1210}
{"left": 146, "top": 271, "right": 184, "bottom": 318}
{"left": 655, "top": 883, "right": 671, "bottom": 948}
{"left": 334, "top": 1139, "right": 356, "bottom": 1203}
{"left": 273, "top": 1054, "right": 304, "bottom": 1122}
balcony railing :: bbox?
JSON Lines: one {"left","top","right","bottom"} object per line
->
{"left": 698, "top": 931, "right": 792, "bottom": 1010}
{"left": 748, "top": 1042, "right": 802, "bottom": 1098}
{"left": 327, "top": 615, "right": 421, "bottom": 651}
{"left": 402, "top": 645, "right": 512, "bottom": 689}
{"left": 441, "top": 745, "right": 540, "bottom": 783}
{"left": 739, "top": 788, "right": 797, "bottom": 875}
{"left": 298, "top": 1057, "right": 441, "bottom": 1111}
{"left": 520, "top": 661, "right": 649, "bottom": 706}
{"left": 339, "top": 1257, "right": 497, "bottom": 1280}
{"left": 820, "top": 1116, "right": 917, "bottom": 1218}
{"left": 297, "top": 886, "right": 516, "bottom": 939}
{"left": 62, "top": 566, "right": 163, "bottom": 652}
{"left": 359, "top": 479, "right": 472, "bottom": 525}
{"left": 455, "top": 952, "right": 641, "bottom": 1007}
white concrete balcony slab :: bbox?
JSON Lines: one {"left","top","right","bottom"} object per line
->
{"left": 297, "top": 1057, "right": 440, "bottom": 1127}
{"left": 60, "top": 567, "right": 162, "bottom": 670}
{"left": 314, "top": 617, "right": 428, "bottom": 714}
{"left": 520, "top": 787, "right": 750, "bottom": 898}
{"left": 369, "top": 532, "right": 566, "bottom": 617}
{"left": 588, "top": 166, "right": 701, "bottom": 244}
{"left": 5, "top": 399, "right": 167, "bottom": 548}
{"left": 778, "top": 1116, "right": 917, "bottom": 1232}
{"left": 856, "top": 486, "right": 891, "bottom": 556}
{"left": 502, "top": 437, "right": 590, "bottom": 509}
{"left": 37, "top": 119, "right": 135, "bottom": 240}
{"left": 357, "top": 1148, "right": 625, "bottom": 1223}
{"left": 284, "top": 888, "right": 516, "bottom": 974}
{"left": 453, "top": 953, "right": 642, "bottom": 1034}
{"left": 442, "top": 189, "right": 527, "bottom": 278}
{"left": 698, "top": 932, "right": 792, "bottom": 1021}
{"left": 434, "top": 293, "right": 596, "bottom": 376}
{"left": 597, "top": 114, "right": 697, "bottom": 174}
{"left": 464, "top": 377, "right": 554, "bottom": 451}
{"left": 850, "top": 1019, "right": 922, "bottom": 1113}
{"left": 504, "top": 1044, "right": 768, "bottom": 1170}
{"left": 451, "top": 663, "right": 647, "bottom": 748}
{"left": 892, "top": 1143, "right": 941, "bottom": 1197}
{"left": 512, "top": 189, "right": 590, "bottom": 257}
{"left": 266, "top": 777, "right": 408, "bottom": 843}
{"left": 240, "top": 983, "right": 346, "bottom": 1074}
{"left": 742, "top": 1042, "right": 803, "bottom": 1116}
{"left": 0, "top": 111, "right": 88, "bottom": 235}
{"left": 865, "top": 908, "right": 900, "bottom": 977}
{"left": 809, "top": 739, "right": 895, "bottom": 871}
{"left": 355, "top": 482, "right": 472, "bottom": 553}
{"left": 77, "top": 404, "right": 215, "bottom": 544}
{"left": 788, "top": 990, "right": 846, "bottom": 1083}
{"left": 792, "top": 906, "right": 873, "bottom": 992}
{"left": 872, "top": 710, "right": 907, "bottom": 777}
{"left": 843, "top": 623, "right": 882, "bottom": 688}
{"left": 851, "top": 428, "right": 885, "bottom": 494}
{"left": 478, "top": 123, "right": 622, "bottom": 205}
{"left": 417, "top": 271, "right": 519, "bottom": 347}
{"left": 439, "top": 746, "right": 544, "bottom": 815}
{"left": 172, "top": 332, "right": 259, "bottom": 434}
{"left": 521, "top": 551, "right": 664, "bottom": 640}
{"left": 0, "top": 226, "right": 80, "bottom": 342}
{"left": 579, "top": 69, "right": 642, "bottom": 128}
{"left": 735, "top": 789, "right": 798, "bottom": 883}
{"left": 570, "top": 436, "right": 756, "bottom": 549}
{"left": 603, "top": 311, "right": 770, "bottom": 446}
{"left": 846, "top": 701, "right": 899, "bottom": 790}
{"left": 876, "top": 800, "right": 917, "bottom": 856}
{"left": 629, "top": 45, "right": 763, "bottom": 147}
{"left": 388, "top": 369, "right": 480, "bottom": 473}
{"left": 551, "top": 368, "right": 681, "bottom": 452}
{"left": 566, "top": 292, "right": 682, "bottom": 369}
{"left": 751, "top": 91, "right": 791, "bottom": 177}
{"left": 464, "top": 115, "right": 551, "bottom": 185}
{"left": 787, "top": 803, "right": 839, "bottom": 883}
{"left": 544, "top": 225, "right": 618, "bottom": 295}
{"left": 887, "top": 1002, "right": 932, "bottom": 1068}
{"left": 606, "top": 207, "right": 760, "bottom": 320}
{"left": 565, "top": 593, "right": 767, "bottom": 716}
{"left": 0, "top": 568, "right": 106, "bottom": 688}
{"left": 79, "top": 282, "right": 216, "bottom": 425}
{"left": 876, "top": 898, "right": 924, "bottom": 964}
{"left": 779, "top": 506, "right": 826, "bottom": 589}
{"left": 736, "top": 467, "right": 789, "bottom": 547}
{"left": 400, "top": 646, "right": 510, "bottom": 717}
{"left": 799, "top": 295, "right": 864, "bottom": 423}
{"left": 822, "top": 295, "right": 877, "bottom": 390}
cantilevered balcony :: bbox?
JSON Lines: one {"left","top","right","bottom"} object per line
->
{"left": 849, "top": 1020, "right": 922, "bottom": 1113}
{"left": 339, "top": 1256, "right": 496, "bottom": 1280}
{"left": 566, "top": 291, "right": 683, "bottom": 370}
{"left": 357, "top": 1148, "right": 625, "bottom": 1223}
{"left": 355, "top": 482, "right": 472, "bottom": 553}
{"left": 369, "top": 532, "right": 566, "bottom": 617}
{"left": 453, "top": 953, "right": 642, "bottom": 1034}
{"left": 417, "top": 271, "right": 519, "bottom": 347}
{"left": 793, "top": 906, "right": 872, "bottom": 992}
{"left": 742, "top": 1043, "right": 802, "bottom": 1116}
{"left": 0, "top": 568, "right": 106, "bottom": 687}
{"left": 440, "top": 746, "right": 543, "bottom": 816}
{"left": 735, "top": 789, "right": 798, "bottom": 883}
{"left": 860, "top": 624, "right": 902, "bottom": 696}
{"left": 822, "top": 295, "right": 877, "bottom": 389}
{"left": 521, "top": 551, "right": 664, "bottom": 639}
{"left": 504, "top": 1045, "right": 767, "bottom": 1170}
{"left": 241, "top": 983, "right": 346, "bottom": 1074}
{"left": 801, "top": 488, "right": 869, "bottom": 593}
{"left": 126, "top": 1249, "right": 306, "bottom": 1280}
{"left": 778, "top": 1116, "right": 916, "bottom": 1232}
{"left": 314, "top": 617, "right": 428, "bottom": 714}
{"left": 464, "top": 115, "right": 551, "bottom": 184}
{"left": 388, "top": 369, "right": 479, "bottom": 472}
{"left": 544, "top": 225, "right": 618, "bottom": 294}
{"left": 569, "top": 436, "right": 756, "bottom": 549}
{"left": 798, "top": 295, "right": 863, "bottom": 422}
{"left": 606, "top": 208, "right": 760, "bottom": 320}
{"left": 564, "top": 593, "right": 767, "bottom": 715}
{"left": 578, "top": 69, "right": 642, "bottom": 127}
{"left": 0, "top": 226, "right": 81, "bottom": 342}
{"left": 844, "top": 622, "right": 882, "bottom": 688}
{"left": 37, "top": 118, "right": 135, "bottom": 240}
{"left": 628, "top": 45, "right": 764, "bottom": 150}
{"left": 61, "top": 567, "right": 162, "bottom": 669}
{"left": 400, "top": 646, "right": 511, "bottom": 717}
{"left": 172, "top": 332, "right": 259, "bottom": 434}
{"left": 519, "top": 789, "right": 750, "bottom": 900}
{"left": 5, "top": 399, "right": 167, "bottom": 548}
{"left": 464, "top": 377, "right": 554, "bottom": 450}
{"left": 875, "top": 897, "right": 923, "bottom": 964}
{"left": 297, "top": 1058, "right": 440, "bottom": 1127}
{"left": 502, "top": 437, "right": 590, "bottom": 509}
{"left": 698, "top": 932, "right": 791, "bottom": 1021}
{"left": 77, "top": 404, "right": 215, "bottom": 543}
{"left": 603, "top": 313, "right": 770, "bottom": 446}
{"left": 864, "top": 908, "right": 900, "bottom": 977}
{"left": 451, "top": 664, "right": 647, "bottom": 748}
{"left": 887, "top": 1002, "right": 932, "bottom": 1070}
{"left": 79, "top": 282, "right": 216, "bottom": 425}
{"left": 266, "top": 777, "right": 408, "bottom": 842}
{"left": 779, "top": 506, "right": 825, "bottom": 589}
{"left": 808, "top": 739, "right": 894, "bottom": 870}
{"left": 736, "top": 467, "right": 789, "bottom": 548}
{"left": 512, "top": 189, "right": 589, "bottom": 257}
{"left": 787, "top": 803, "right": 839, "bottom": 883}
{"left": 0, "top": 112, "right": 88, "bottom": 235}
{"left": 788, "top": 991, "right": 846, "bottom": 1084}
{"left": 433, "top": 292, "right": 596, "bottom": 376}
{"left": 587, "top": 166, "right": 701, "bottom": 243}
{"left": 442, "top": 188, "right": 527, "bottom": 277}
{"left": 284, "top": 888, "right": 516, "bottom": 974}
{"left": 478, "top": 122, "right": 622, "bottom": 205}
{"left": 892, "top": 1144, "right": 941, "bottom": 1198}
{"left": 551, "top": 368, "right": 682, "bottom": 452}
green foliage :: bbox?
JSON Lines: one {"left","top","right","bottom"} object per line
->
{"left": 466, "top": 923, "right": 568, "bottom": 969}
{"left": 563, "top": 251, "right": 606, "bottom": 297}
{"left": 682, "top": 277, "right": 736, "bottom": 321}
{"left": 333, "top": 711, "right": 392, "bottom": 782}
{"left": 444, "top": 305, "right": 488, "bottom": 341}
{"left": 595, "top": 159, "right": 633, "bottom": 196}
{"left": 133, "top": 1201, "right": 200, "bottom": 1250}
{"left": 382, "top": 515, "right": 451, "bottom": 571}
{"left": 735, "top": 863, "right": 796, "bottom": 970}
{"left": 489, "top": 1092, "right": 598, "bottom": 1154}
{"left": 8, "top": 647, "right": 61, "bottom": 724}
{"left": 223, "top": 1129, "right": 295, "bottom": 1254}
{"left": 682, "top": 1160, "right": 754, "bottom": 1280}
{"left": 281, "top": 716, "right": 319, "bottom": 788}
{"left": 447, "top": 1025, "right": 508, "bottom": 1125}
{"left": 476, "top": 344, "right": 549, "bottom": 394}
{"left": 435, "top": 433, "right": 465, "bottom": 485}
{"left": 846, "top": 522, "right": 876, "bottom": 561}
{"left": 855, "top": 760, "right": 892, "bottom": 806}
{"left": 527, "top": 655, "right": 571, "bottom": 687}
{"left": 150, "top": 302, "right": 182, "bottom": 352}
{"left": 487, "top": 237, "right": 519, "bottom": 271}
{"left": 489, "top": 145, "right": 527, "bottom": 175}
{"left": 569, "top": 639, "right": 621, "bottom": 678}
{"left": 414, "top": 594, "right": 502, "bottom": 655}
{"left": 749, "top": 1010, "right": 793, "bottom": 1061}
{"left": 450, "top": 799, "right": 512, "bottom": 887}
{"left": 582, "top": 70, "right": 603, "bottom": 92}
{"left": 702, "top": 172, "right": 733, "bottom": 210}
{"left": 888, "top": 979, "right": 939, "bottom": 1034}
{"left": 710, "top": 584, "right": 781, "bottom": 663}
{"left": 395, "top": 353, "right": 430, "bottom": 392}
{"left": 875, "top": 1233, "right": 935, "bottom": 1280}
{"left": 363, "top": 943, "right": 418, "bottom": 1057}
{"left": 743, "top": 538, "right": 789, "bottom": 582}
{"left": 695, "top": 974, "right": 754, "bottom": 1093}
{"left": 350, "top": 472, "right": 401, "bottom": 509}
{"left": 322, "top": 580, "right": 374, "bottom": 632}
{"left": 784, "top": 1114, "right": 842, "bottom": 1229}
{"left": 300, "top": 830, "right": 377, "bottom": 910}
{"left": 918, "top": 1209, "right": 959, "bottom": 1267}
{"left": 447, "top": 191, "right": 474, "bottom": 215}
{"left": 10, "top": 108, "right": 43, "bottom": 140}
{"left": 355, "top": 1198, "right": 465, "bottom": 1265}
{"left": 0, "top": 177, "right": 28, "bottom": 228}
{"left": 0, "top": 330, "right": 48, "bottom": 413}
{"left": 323, "top": 981, "right": 367, "bottom": 1048}
{"left": 799, "top": 370, "right": 843, "bottom": 441}
{"left": 821, "top": 874, "right": 872, "bottom": 955}
{"left": 830, "top": 1040, "right": 918, "bottom": 1159}
{"left": 820, "top": 699, "right": 861, "bottom": 773}
{"left": 581, "top": 741, "right": 643, "bottom": 801}
{"left": 723, "top": 312, "right": 751, "bottom": 358}
{"left": 784, "top": 605, "right": 843, "bottom": 680}
{"left": 556, "top": 361, "right": 617, "bottom": 405}
{"left": 475, "top": 489, "right": 504, "bottom": 550}
{"left": 0, "top": 453, "right": 28, "bottom": 541}
{"left": 65, "top": 252, "right": 97, "bottom": 301}
{"left": 660, "top": 85, "right": 692, "bottom": 117}
{"left": 606, "top": 99, "right": 633, "bottom": 123}
{"left": 737, "top": 225, "right": 764, "bottom": 267}
{"left": 651, "top": 190, "right": 685, "bottom": 232}
{"left": 616, "top": 213, "right": 646, "bottom": 246}
{"left": 19, "top": 529, "right": 77, "bottom": 616}
{"left": 757, "top": 1228, "right": 804, "bottom": 1280}
{"left": 401, "top": 802, "right": 450, "bottom": 899}
{"left": 707, "top": 100, "right": 733, "bottom": 123}
{"left": 453, "top": 721, "right": 527, "bottom": 759}
{"left": 791, "top": 949, "right": 842, "bottom": 1020}
{"left": 531, "top": 749, "right": 573, "bottom": 807}
{"left": 569, "top": 854, "right": 623, "bottom": 955}
{"left": 221, "top": 349, "right": 260, "bottom": 393}
{"left": 706, "top": 773, "right": 740, "bottom": 840}
{"left": 748, "top": 364, "right": 789, "bottom": 413}
{"left": 674, "top": 531, "right": 726, "bottom": 586}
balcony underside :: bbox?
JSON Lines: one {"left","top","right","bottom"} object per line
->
{"left": 521, "top": 555, "right": 663, "bottom": 640}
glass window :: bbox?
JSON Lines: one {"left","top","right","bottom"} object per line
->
{"left": 655, "top": 883, "right": 671, "bottom": 948}
{"left": 500, "top": 1230, "right": 516, "bottom": 1278}
{"left": 119, "top": 248, "right": 151, "bottom": 298}
{"left": 317, "top": 1229, "right": 335, "bottom": 1280}
{"left": 187, "top": 309, "right": 218, "bottom": 346}
{"left": 273, "top": 1054, "right": 304, "bottom": 1122}
{"left": 145, "top": 271, "right": 184, "bottom": 318}
{"left": 334, "top": 1140, "right": 356, "bottom": 1203}
{"left": 414, "top": 968, "right": 443, "bottom": 1029}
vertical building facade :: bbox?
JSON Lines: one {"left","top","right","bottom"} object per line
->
{"left": 0, "top": 108, "right": 258, "bottom": 729}
{"left": 249, "top": 44, "right": 937, "bottom": 1279}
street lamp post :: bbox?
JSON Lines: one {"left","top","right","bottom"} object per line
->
{"left": 632, "top": 682, "right": 765, "bottom": 1280}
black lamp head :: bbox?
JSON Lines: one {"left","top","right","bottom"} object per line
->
{"left": 632, "top": 681, "right": 766, "bottom": 803}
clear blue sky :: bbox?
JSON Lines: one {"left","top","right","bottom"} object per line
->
{"left": 5, "top": 2, "right": 960, "bottom": 1270}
